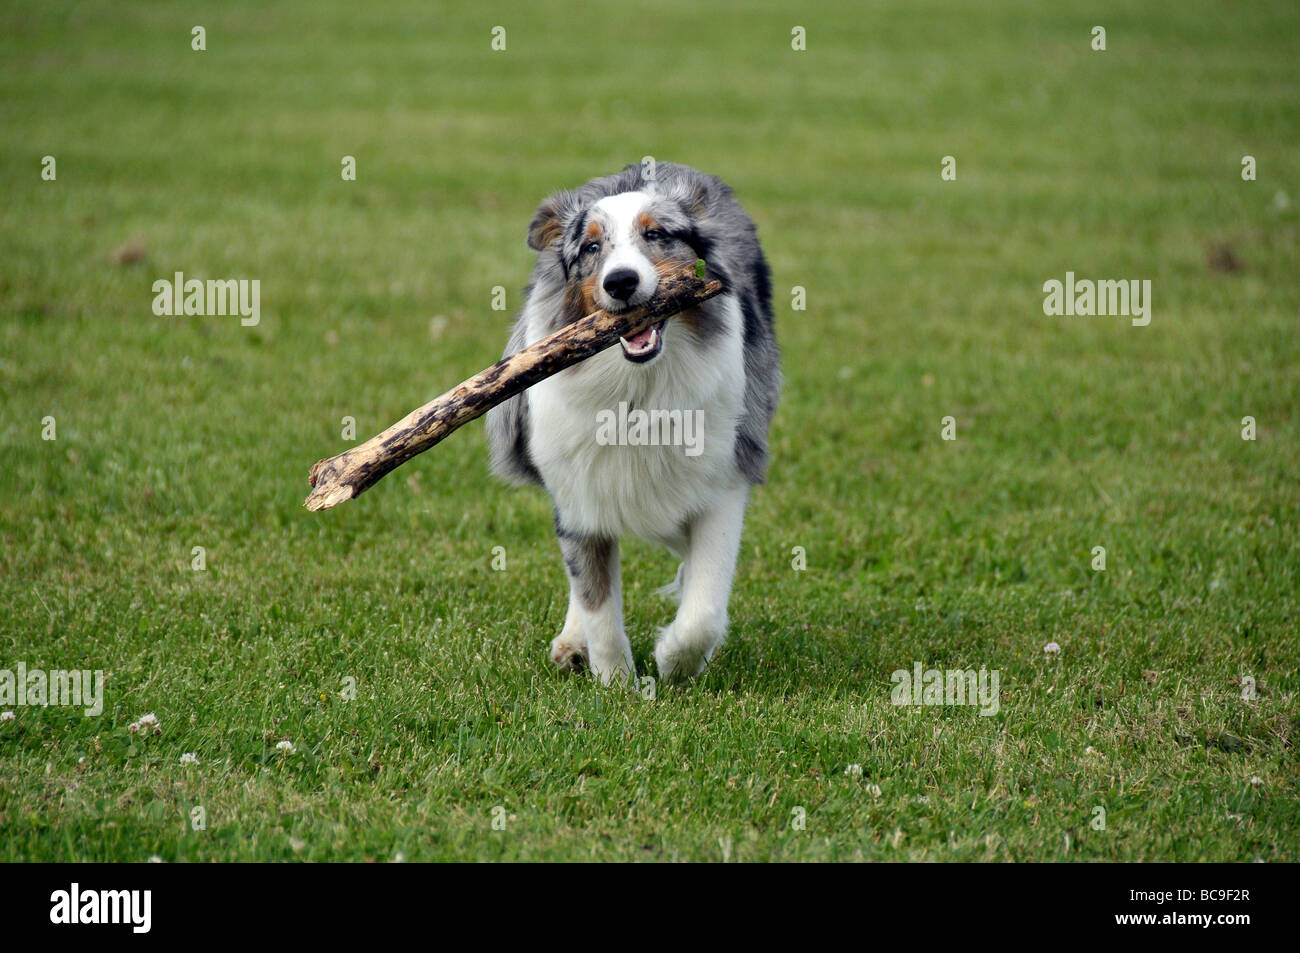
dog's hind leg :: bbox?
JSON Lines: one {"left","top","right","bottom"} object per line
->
{"left": 554, "top": 522, "right": 633, "bottom": 684}
{"left": 655, "top": 484, "right": 749, "bottom": 680}
{"left": 653, "top": 531, "right": 689, "bottom": 602}
{"left": 653, "top": 562, "right": 686, "bottom": 603}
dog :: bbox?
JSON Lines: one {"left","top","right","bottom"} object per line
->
{"left": 486, "top": 162, "right": 779, "bottom": 682}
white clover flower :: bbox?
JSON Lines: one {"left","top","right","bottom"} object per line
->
{"left": 180, "top": 752, "right": 199, "bottom": 765}
{"left": 1043, "top": 641, "right": 1061, "bottom": 656}
{"left": 0, "top": 711, "right": 14, "bottom": 722}
{"left": 276, "top": 739, "right": 296, "bottom": 754}
{"left": 1249, "top": 776, "right": 1264, "bottom": 786}
{"left": 138, "top": 713, "right": 159, "bottom": 727}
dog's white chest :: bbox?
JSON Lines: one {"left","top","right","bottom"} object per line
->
{"left": 525, "top": 303, "right": 746, "bottom": 542}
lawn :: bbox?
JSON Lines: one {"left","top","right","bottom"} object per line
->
{"left": 0, "top": 0, "right": 1296, "bottom": 861}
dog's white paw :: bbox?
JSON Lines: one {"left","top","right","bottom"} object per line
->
{"left": 654, "top": 618, "right": 722, "bottom": 681}
{"left": 549, "top": 632, "right": 587, "bottom": 673}
{"left": 588, "top": 657, "right": 637, "bottom": 687}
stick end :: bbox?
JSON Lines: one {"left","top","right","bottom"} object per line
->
{"left": 303, "top": 483, "right": 356, "bottom": 512}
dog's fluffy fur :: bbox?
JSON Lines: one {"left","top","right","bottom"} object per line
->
{"left": 486, "top": 162, "right": 779, "bottom": 681}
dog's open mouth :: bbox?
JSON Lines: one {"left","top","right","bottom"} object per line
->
{"left": 619, "top": 319, "right": 666, "bottom": 363}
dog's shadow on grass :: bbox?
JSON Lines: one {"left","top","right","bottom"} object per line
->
{"left": 639, "top": 607, "right": 896, "bottom": 700}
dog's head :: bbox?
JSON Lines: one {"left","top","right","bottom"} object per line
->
{"left": 526, "top": 165, "right": 720, "bottom": 364}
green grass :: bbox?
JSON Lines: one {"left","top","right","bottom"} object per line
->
{"left": 1, "top": 0, "right": 1297, "bottom": 861}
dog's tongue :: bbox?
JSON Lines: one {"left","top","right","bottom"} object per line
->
{"left": 625, "top": 325, "right": 656, "bottom": 349}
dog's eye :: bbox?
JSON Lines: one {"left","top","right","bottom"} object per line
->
{"left": 643, "top": 229, "right": 666, "bottom": 241}
{"left": 582, "top": 241, "right": 602, "bottom": 256}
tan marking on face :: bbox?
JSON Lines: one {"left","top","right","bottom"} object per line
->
{"left": 652, "top": 254, "right": 697, "bottom": 282}
{"left": 565, "top": 273, "right": 598, "bottom": 320}
{"left": 637, "top": 212, "right": 663, "bottom": 232}
{"left": 652, "top": 255, "right": 703, "bottom": 333}
{"left": 585, "top": 220, "right": 604, "bottom": 241}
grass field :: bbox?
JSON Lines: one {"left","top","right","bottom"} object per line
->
{"left": 1, "top": 0, "right": 1297, "bottom": 861}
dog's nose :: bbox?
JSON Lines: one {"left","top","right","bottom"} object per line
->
{"left": 602, "top": 268, "right": 639, "bottom": 301}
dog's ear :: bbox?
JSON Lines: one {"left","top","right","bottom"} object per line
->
{"left": 666, "top": 179, "right": 712, "bottom": 225}
{"left": 527, "top": 190, "right": 578, "bottom": 251}
{"left": 683, "top": 180, "right": 710, "bottom": 219}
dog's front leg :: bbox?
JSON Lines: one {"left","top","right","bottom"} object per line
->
{"left": 655, "top": 484, "right": 749, "bottom": 680}
{"left": 556, "top": 527, "right": 633, "bottom": 684}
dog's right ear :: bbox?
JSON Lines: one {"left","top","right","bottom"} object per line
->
{"left": 527, "top": 190, "right": 577, "bottom": 252}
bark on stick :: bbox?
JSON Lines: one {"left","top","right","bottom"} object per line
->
{"left": 305, "top": 267, "right": 723, "bottom": 511}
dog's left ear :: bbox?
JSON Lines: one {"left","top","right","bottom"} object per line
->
{"left": 527, "top": 190, "right": 578, "bottom": 251}
{"left": 683, "top": 181, "right": 710, "bottom": 219}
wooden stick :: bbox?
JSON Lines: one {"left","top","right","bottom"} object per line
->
{"left": 305, "top": 266, "right": 723, "bottom": 511}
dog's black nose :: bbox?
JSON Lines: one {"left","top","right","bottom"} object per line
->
{"left": 602, "top": 268, "right": 639, "bottom": 301}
